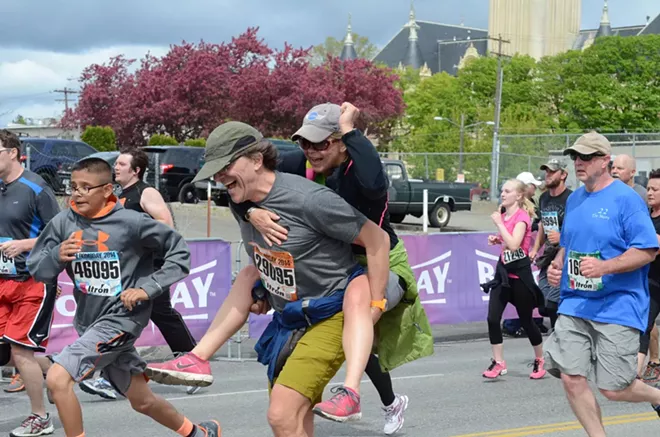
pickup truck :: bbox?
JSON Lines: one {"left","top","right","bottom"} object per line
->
{"left": 383, "top": 159, "right": 477, "bottom": 228}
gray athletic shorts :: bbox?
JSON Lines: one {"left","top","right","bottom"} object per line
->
{"left": 384, "top": 271, "right": 406, "bottom": 312}
{"left": 52, "top": 321, "right": 146, "bottom": 395}
{"left": 544, "top": 314, "right": 639, "bottom": 391}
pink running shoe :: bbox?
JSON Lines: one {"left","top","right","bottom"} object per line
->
{"left": 482, "top": 359, "right": 507, "bottom": 379}
{"left": 313, "top": 386, "right": 362, "bottom": 422}
{"left": 145, "top": 352, "right": 214, "bottom": 387}
{"left": 530, "top": 358, "right": 547, "bottom": 379}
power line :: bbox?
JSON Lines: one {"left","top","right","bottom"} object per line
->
{"left": 53, "top": 87, "right": 78, "bottom": 112}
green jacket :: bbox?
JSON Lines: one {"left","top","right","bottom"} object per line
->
{"left": 356, "top": 240, "right": 434, "bottom": 372}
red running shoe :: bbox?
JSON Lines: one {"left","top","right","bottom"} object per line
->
{"left": 312, "top": 386, "right": 362, "bottom": 422}
{"left": 145, "top": 352, "right": 213, "bottom": 387}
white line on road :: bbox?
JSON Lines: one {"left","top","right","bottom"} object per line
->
{"left": 165, "top": 372, "right": 444, "bottom": 402}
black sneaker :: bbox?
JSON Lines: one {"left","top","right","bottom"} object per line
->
{"left": 198, "top": 420, "right": 221, "bottom": 437}
{"left": 652, "top": 403, "right": 660, "bottom": 417}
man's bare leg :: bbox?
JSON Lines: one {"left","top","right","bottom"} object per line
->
{"left": 12, "top": 345, "right": 46, "bottom": 418}
{"left": 561, "top": 374, "right": 606, "bottom": 437}
{"left": 268, "top": 384, "right": 312, "bottom": 437}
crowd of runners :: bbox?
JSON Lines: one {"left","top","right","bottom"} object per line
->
{"left": 1, "top": 103, "right": 660, "bottom": 437}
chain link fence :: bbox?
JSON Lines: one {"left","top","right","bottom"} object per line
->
{"left": 383, "top": 132, "right": 660, "bottom": 196}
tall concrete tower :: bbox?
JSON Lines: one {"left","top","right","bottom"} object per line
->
{"left": 488, "top": 0, "right": 581, "bottom": 60}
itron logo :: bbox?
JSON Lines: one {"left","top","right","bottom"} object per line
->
{"left": 411, "top": 251, "right": 451, "bottom": 305}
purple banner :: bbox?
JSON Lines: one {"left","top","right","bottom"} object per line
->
{"left": 47, "top": 239, "right": 232, "bottom": 354}
{"left": 400, "top": 232, "right": 541, "bottom": 325}
{"left": 248, "top": 232, "right": 542, "bottom": 338}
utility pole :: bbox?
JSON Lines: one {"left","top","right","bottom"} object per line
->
{"left": 54, "top": 87, "right": 78, "bottom": 112}
{"left": 458, "top": 113, "right": 465, "bottom": 175}
{"left": 488, "top": 34, "right": 510, "bottom": 203}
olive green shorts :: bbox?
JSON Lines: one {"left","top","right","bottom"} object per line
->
{"left": 269, "top": 311, "right": 345, "bottom": 405}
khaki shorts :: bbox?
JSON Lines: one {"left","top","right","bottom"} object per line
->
{"left": 544, "top": 314, "right": 639, "bottom": 391}
{"left": 270, "top": 312, "right": 345, "bottom": 405}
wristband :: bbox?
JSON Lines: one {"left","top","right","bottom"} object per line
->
{"left": 371, "top": 298, "right": 387, "bottom": 312}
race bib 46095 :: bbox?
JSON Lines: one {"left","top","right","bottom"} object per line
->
{"left": 251, "top": 244, "right": 298, "bottom": 301}
{"left": 0, "top": 237, "right": 17, "bottom": 276}
{"left": 568, "top": 250, "right": 603, "bottom": 291}
{"left": 72, "top": 251, "right": 122, "bottom": 296}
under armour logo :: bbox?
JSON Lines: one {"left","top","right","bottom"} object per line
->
{"left": 73, "top": 230, "right": 110, "bottom": 252}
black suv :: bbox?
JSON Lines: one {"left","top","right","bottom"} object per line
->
{"left": 21, "top": 138, "right": 97, "bottom": 193}
{"left": 144, "top": 146, "right": 205, "bottom": 203}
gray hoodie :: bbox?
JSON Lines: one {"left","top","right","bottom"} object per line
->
{"left": 27, "top": 197, "right": 190, "bottom": 336}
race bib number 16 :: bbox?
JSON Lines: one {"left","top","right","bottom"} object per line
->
{"left": 251, "top": 244, "right": 298, "bottom": 301}
{"left": 568, "top": 250, "right": 603, "bottom": 292}
{"left": 72, "top": 251, "right": 122, "bottom": 296}
{"left": 0, "top": 237, "right": 17, "bottom": 275}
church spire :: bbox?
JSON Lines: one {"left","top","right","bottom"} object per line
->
{"left": 340, "top": 13, "right": 358, "bottom": 60}
{"left": 596, "top": 0, "right": 612, "bottom": 38}
{"left": 403, "top": 0, "right": 423, "bottom": 69}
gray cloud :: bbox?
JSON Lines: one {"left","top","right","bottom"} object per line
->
{"left": 1, "top": 0, "right": 491, "bottom": 53}
{"left": 2, "top": 0, "right": 656, "bottom": 54}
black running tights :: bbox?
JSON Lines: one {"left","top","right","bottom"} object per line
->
{"left": 365, "top": 354, "right": 396, "bottom": 407}
{"left": 487, "top": 278, "right": 543, "bottom": 347}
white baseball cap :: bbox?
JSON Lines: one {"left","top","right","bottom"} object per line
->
{"left": 516, "top": 171, "right": 542, "bottom": 186}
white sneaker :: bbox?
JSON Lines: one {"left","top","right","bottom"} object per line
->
{"left": 383, "top": 394, "right": 408, "bottom": 435}
{"left": 186, "top": 386, "right": 201, "bottom": 395}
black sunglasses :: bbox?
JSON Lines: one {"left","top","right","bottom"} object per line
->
{"left": 299, "top": 138, "right": 339, "bottom": 152}
{"left": 569, "top": 152, "right": 605, "bottom": 162}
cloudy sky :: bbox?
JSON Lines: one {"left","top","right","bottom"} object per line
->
{"left": 0, "top": 0, "right": 657, "bottom": 127}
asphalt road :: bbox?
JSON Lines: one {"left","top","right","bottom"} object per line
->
{"left": 2, "top": 337, "right": 659, "bottom": 437}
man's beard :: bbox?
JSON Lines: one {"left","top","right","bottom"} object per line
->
{"left": 545, "top": 179, "right": 561, "bottom": 189}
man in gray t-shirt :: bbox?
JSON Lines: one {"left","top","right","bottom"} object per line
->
{"left": 236, "top": 171, "right": 367, "bottom": 312}
{"left": 146, "top": 121, "right": 390, "bottom": 437}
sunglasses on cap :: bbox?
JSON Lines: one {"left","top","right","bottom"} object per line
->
{"left": 298, "top": 138, "right": 340, "bottom": 152}
{"left": 569, "top": 152, "right": 605, "bottom": 162}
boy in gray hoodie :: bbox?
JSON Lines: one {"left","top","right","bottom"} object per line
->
{"left": 27, "top": 157, "right": 219, "bottom": 437}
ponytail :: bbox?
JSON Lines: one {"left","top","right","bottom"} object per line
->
{"left": 505, "top": 178, "right": 537, "bottom": 220}
{"left": 521, "top": 197, "right": 537, "bottom": 220}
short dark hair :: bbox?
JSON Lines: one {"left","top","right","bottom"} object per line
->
{"left": 244, "top": 140, "right": 278, "bottom": 171}
{"left": 0, "top": 129, "right": 21, "bottom": 162}
{"left": 120, "top": 147, "right": 149, "bottom": 180}
{"left": 650, "top": 169, "right": 660, "bottom": 180}
{"left": 72, "top": 157, "right": 113, "bottom": 184}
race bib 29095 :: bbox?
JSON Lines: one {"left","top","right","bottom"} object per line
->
{"left": 251, "top": 244, "right": 298, "bottom": 301}
{"left": 0, "top": 237, "right": 17, "bottom": 276}
{"left": 72, "top": 251, "right": 122, "bottom": 296}
{"left": 568, "top": 250, "right": 603, "bottom": 291}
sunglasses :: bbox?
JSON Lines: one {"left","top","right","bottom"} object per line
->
{"left": 569, "top": 152, "right": 605, "bottom": 162}
{"left": 299, "top": 138, "right": 339, "bottom": 152}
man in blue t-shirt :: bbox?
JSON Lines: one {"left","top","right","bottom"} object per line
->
{"left": 545, "top": 131, "right": 660, "bottom": 435}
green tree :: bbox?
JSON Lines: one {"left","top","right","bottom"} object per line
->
{"left": 12, "top": 114, "right": 26, "bottom": 125}
{"left": 310, "top": 33, "right": 379, "bottom": 65}
{"left": 81, "top": 126, "right": 116, "bottom": 151}
{"left": 184, "top": 138, "right": 206, "bottom": 147}
{"left": 149, "top": 134, "right": 178, "bottom": 146}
